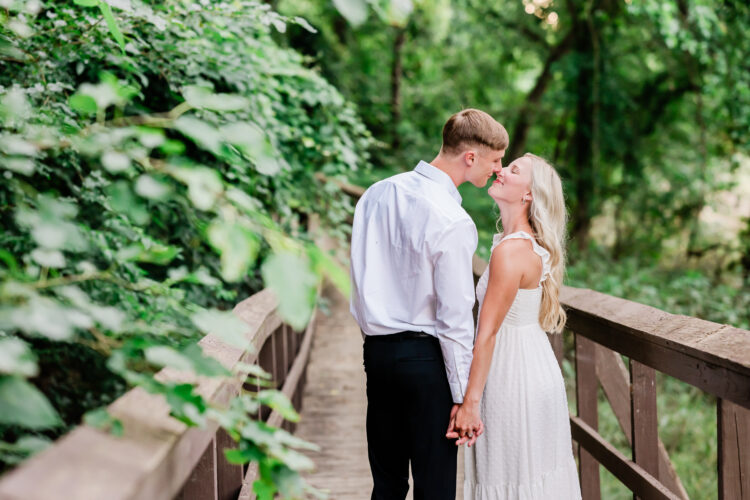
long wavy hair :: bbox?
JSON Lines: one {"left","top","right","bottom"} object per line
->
{"left": 524, "top": 153, "right": 568, "bottom": 333}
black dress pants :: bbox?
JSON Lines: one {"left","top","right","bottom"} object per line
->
{"left": 364, "top": 333, "right": 457, "bottom": 500}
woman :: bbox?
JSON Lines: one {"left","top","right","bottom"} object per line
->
{"left": 449, "top": 153, "right": 581, "bottom": 499}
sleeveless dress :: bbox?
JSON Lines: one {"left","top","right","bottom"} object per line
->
{"left": 464, "top": 231, "right": 582, "bottom": 500}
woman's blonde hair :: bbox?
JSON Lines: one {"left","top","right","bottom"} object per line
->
{"left": 525, "top": 153, "right": 567, "bottom": 333}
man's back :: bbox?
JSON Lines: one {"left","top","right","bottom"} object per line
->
{"left": 350, "top": 164, "right": 475, "bottom": 336}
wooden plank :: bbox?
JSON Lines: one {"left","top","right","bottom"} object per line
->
{"left": 595, "top": 346, "right": 689, "bottom": 499}
{"left": 562, "top": 288, "right": 750, "bottom": 409}
{"left": 239, "top": 307, "right": 318, "bottom": 499}
{"left": 596, "top": 345, "right": 632, "bottom": 442}
{"left": 267, "top": 308, "right": 317, "bottom": 429}
{"left": 215, "top": 428, "right": 243, "bottom": 500}
{"left": 237, "top": 462, "right": 259, "bottom": 500}
{"left": 631, "top": 360, "right": 659, "bottom": 500}
{"left": 0, "top": 290, "right": 281, "bottom": 500}
{"left": 570, "top": 416, "right": 682, "bottom": 500}
{"left": 549, "top": 332, "right": 564, "bottom": 369}
{"left": 718, "top": 398, "right": 750, "bottom": 499}
{"left": 177, "top": 437, "right": 217, "bottom": 500}
{"left": 576, "top": 335, "right": 601, "bottom": 500}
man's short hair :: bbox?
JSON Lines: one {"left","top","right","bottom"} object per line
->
{"left": 441, "top": 109, "right": 509, "bottom": 155}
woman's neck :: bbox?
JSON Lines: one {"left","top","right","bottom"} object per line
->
{"left": 498, "top": 203, "right": 533, "bottom": 236}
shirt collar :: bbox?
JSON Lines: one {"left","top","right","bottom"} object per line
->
{"left": 414, "top": 161, "right": 462, "bottom": 204}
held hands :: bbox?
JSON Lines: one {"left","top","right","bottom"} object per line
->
{"left": 446, "top": 402, "right": 484, "bottom": 447}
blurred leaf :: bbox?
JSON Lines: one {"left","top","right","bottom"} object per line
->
{"left": 84, "top": 407, "right": 123, "bottom": 436}
{"left": 191, "top": 308, "right": 251, "bottom": 349}
{"left": 69, "top": 94, "right": 97, "bottom": 115}
{"left": 0, "top": 376, "right": 62, "bottom": 429}
{"left": 98, "top": 2, "right": 126, "bottom": 52}
{"left": 332, "top": 0, "right": 368, "bottom": 26}
{"left": 182, "top": 86, "right": 250, "bottom": 112}
{"left": 257, "top": 390, "right": 299, "bottom": 422}
{"left": 169, "top": 166, "right": 224, "bottom": 211}
{"left": 207, "top": 220, "right": 260, "bottom": 282}
{"left": 0, "top": 338, "right": 38, "bottom": 377}
{"left": 261, "top": 252, "right": 317, "bottom": 331}
{"left": 173, "top": 116, "right": 222, "bottom": 154}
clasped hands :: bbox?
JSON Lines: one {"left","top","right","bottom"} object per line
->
{"left": 445, "top": 402, "right": 484, "bottom": 447}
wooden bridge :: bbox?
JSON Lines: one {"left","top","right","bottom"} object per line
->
{"left": 0, "top": 183, "right": 748, "bottom": 500}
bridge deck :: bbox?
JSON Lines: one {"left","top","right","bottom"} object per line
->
{"left": 296, "top": 286, "right": 465, "bottom": 499}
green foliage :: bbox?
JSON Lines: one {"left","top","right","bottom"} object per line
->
{"left": 0, "top": 0, "right": 371, "bottom": 494}
{"left": 284, "top": 0, "right": 750, "bottom": 260}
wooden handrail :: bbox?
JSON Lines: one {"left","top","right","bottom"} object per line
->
{"left": 473, "top": 256, "right": 750, "bottom": 499}
{"left": 0, "top": 288, "right": 313, "bottom": 500}
{"left": 562, "top": 286, "right": 750, "bottom": 409}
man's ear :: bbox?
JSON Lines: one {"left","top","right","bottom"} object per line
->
{"left": 464, "top": 150, "right": 475, "bottom": 166}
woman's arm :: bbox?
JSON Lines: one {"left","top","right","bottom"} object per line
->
{"left": 447, "top": 240, "right": 526, "bottom": 446}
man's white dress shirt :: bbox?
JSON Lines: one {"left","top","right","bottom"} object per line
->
{"left": 350, "top": 161, "right": 478, "bottom": 403}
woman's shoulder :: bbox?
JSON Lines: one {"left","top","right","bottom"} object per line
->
{"left": 489, "top": 233, "right": 544, "bottom": 275}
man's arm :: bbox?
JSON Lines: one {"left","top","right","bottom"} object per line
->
{"left": 432, "top": 218, "right": 478, "bottom": 404}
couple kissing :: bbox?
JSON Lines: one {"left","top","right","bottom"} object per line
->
{"left": 350, "top": 109, "right": 582, "bottom": 500}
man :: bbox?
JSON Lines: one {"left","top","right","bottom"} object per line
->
{"left": 350, "top": 109, "right": 509, "bottom": 499}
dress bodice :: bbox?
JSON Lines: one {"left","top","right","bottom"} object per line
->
{"left": 475, "top": 231, "right": 551, "bottom": 330}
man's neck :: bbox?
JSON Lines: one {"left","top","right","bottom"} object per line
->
{"left": 429, "top": 155, "right": 464, "bottom": 188}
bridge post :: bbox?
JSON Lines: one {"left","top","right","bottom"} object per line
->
{"left": 718, "top": 398, "right": 750, "bottom": 499}
{"left": 177, "top": 436, "right": 218, "bottom": 500}
{"left": 576, "top": 334, "right": 602, "bottom": 500}
{"left": 630, "top": 360, "right": 659, "bottom": 500}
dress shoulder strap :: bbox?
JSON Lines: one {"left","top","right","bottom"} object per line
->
{"left": 491, "top": 231, "right": 552, "bottom": 284}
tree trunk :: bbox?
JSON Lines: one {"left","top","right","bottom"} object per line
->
{"left": 390, "top": 27, "right": 406, "bottom": 151}
{"left": 506, "top": 30, "right": 575, "bottom": 161}
{"left": 569, "top": 21, "right": 595, "bottom": 246}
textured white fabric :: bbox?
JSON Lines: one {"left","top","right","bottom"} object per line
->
{"left": 350, "top": 161, "right": 478, "bottom": 403}
{"left": 464, "top": 231, "right": 582, "bottom": 500}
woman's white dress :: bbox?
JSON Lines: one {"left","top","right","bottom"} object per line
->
{"left": 464, "top": 231, "right": 581, "bottom": 500}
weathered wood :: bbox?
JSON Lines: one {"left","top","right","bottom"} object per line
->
{"left": 563, "top": 287, "right": 750, "bottom": 410}
{"left": 0, "top": 289, "right": 282, "bottom": 500}
{"left": 595, "top": 346, "right": 689, "bottom": 499}
{"left": 630, "top": 360, "right": 659, "bottom": 500}
{"left": 216, "top": 428, "right": 243, "bottom": 500}
{"left": 238, "top": 306, "right": 318, "bottom": 498}
{"left": 267, "top": 307, "right": 317, "bottom": 429}
{"left": 570, "top": 416, "right": 682, "bottom": 500}
{"left": 177, "top": 437, "right": 218, "bottom": 500}
{"left": 718, "top": 398, "right": 750, "bottom": 499}
{"left": 576, "top": 335, "right": 601, "bottom": 500}
{"left": 549, "top": 331, "right": 564, "bottom": 369}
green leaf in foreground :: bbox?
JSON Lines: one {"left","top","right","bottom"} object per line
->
{"left": 191, "top": 308, "right": 252, "bottom": 349}
{"left": 84, "top": 407, "right": 124, "bottom": 436}
{"left": 332, "top": 0, "right": 368, "bottom": 26}
{"left": 0, "top": 376, "right": 62, "bottom": 429}
{"left": 261, "top": 252, "right": 317, "bottom": 331}
{"left": 0, "top": 337, "right": 38, "bottom": 377}
{"left": 69, "top": 94, "right": 97, "bottom": 115}
{"left": 98, "top": 3, "right": 126, "bottom": 52}
{"left": 257, "top": 390, "right": 299, "bottom": 423}
{"left": 207, "top": 220, "right": 260, "bottom": 282}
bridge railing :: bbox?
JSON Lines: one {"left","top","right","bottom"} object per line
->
{"left": 338, "top": 176, "right": 750, "bottom": 500}
{"left": 0, "top": 287, "right": 318, "bottom": 500}
{"left": 472, "top": 250, "right": 750, "bottom": 500}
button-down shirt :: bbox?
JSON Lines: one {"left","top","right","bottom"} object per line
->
{"left": 350, "top": 161, "right": 478, "bottom": 403}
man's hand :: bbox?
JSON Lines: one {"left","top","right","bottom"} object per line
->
{"left": 445, "top": 402, "right": 483, "bottom": 447}
{"left": 446, "top": 404, "right": 460, "bottom": 439}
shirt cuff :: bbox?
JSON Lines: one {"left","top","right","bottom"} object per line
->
{"left": 449, "top": 376, "right": 466, "bottom": 404}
